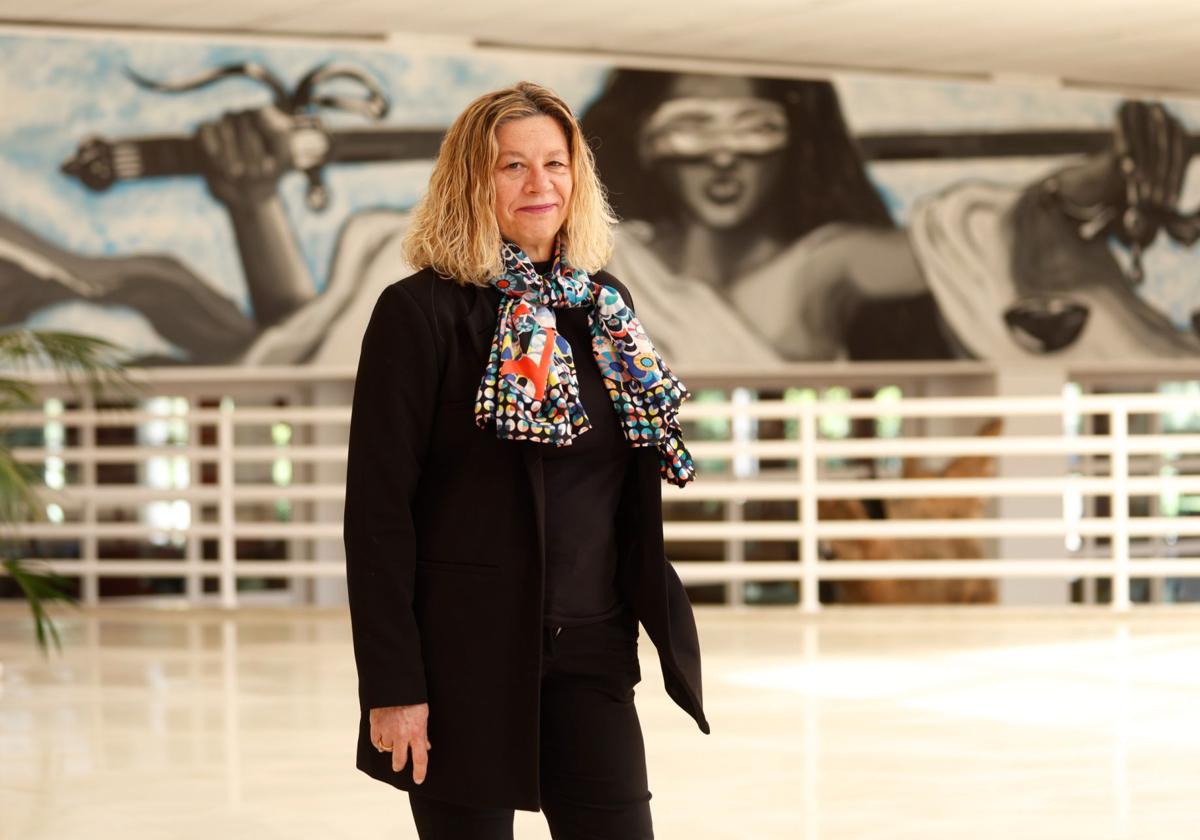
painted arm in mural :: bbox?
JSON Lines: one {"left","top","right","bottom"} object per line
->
{"left": 196, "top": 106, "right": 319, "bottom": 327}
{"left": 0, "top": 105, "right": 322, "bottom": 362}
{"left": 0, "top": 213, "right": 256, "bottom": 363}
{"left": 755, "top": 101, "right": 1195, "bottom": 354}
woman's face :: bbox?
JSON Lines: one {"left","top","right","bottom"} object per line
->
{"left": 492, "top": 115, "right": 574, "bottom": 261}
{"left": 640, "top": 74, "right": 787, "bottom": 230}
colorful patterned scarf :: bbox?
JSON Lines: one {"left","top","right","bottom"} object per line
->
{"left": 474, "top": 239, "right": 695, "bottom": 487}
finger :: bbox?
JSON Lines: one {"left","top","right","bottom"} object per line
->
{"left": 1165, "top": 113, "right": 1187, "bottom": 208}
{"left": 1114, "top": 102, "right": 1141, "bottom": 205}
{"left": 1129, "top": 101, "right": 1153, "bottom": 203}
{"left": 1148, "top": 103, "right": 1171, "bottom": 206}
{"left": 198, "top": 123, "right": 219, "bottom": 163}
{"left": 217, "top": 116, "right": 241, "bottom": 179}
{"left": 233, "top": 112, "right": 262, "bottom": 179}
{"left": 256, "top": 108, "right": 290, "bottom": 173}
{"left": 239, "top": 112, "right": 268, "bottom": 179}
{"left": 411, "top": 738, "right": 430, "bottom": 785}
{"left": 1114, "top": 101, "right": 1134, "bottom": 160}
{"left": 372, "top": 729, "right": 393, "bottom": 752}
{"left": 392, "top": 738, "right": 410, "bottom": 774}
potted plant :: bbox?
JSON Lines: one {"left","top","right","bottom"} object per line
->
{"left": 1, "top": 329, "right": 132, "bottom": 654}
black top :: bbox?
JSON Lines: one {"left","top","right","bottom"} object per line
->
{"left": 532, "top": 258, "right": 630, "bottom": 627}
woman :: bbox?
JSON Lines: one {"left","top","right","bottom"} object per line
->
{"left": 583, "top": 68, "right": 953, "bottom": 363}
{"left": 343, "top": 81, "right": 708, "bottom": 839}
{"left": 583, "top": 69, "right": 1200, "bottom": 363}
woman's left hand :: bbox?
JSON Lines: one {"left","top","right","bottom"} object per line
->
{"left": 369, "top": 703, "right": 431, "bottom": 783}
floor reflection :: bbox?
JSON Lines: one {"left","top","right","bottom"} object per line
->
{"left": 2, "top": 605, "right": 1199, "bottom": 839}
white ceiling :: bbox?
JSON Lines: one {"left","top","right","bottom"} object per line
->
{"left": 3, "top": 0, "right": 1200, "bottom": 97}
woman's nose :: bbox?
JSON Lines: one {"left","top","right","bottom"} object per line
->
{"left": 706, "top": 148, "right": 737, "bottom": 170}
{"left": 525, "top": 166, "right": 553, "bottom": 193}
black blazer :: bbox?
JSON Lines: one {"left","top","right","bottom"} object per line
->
{"left": 344, "top": 267, "right": 709, "bottom": 812}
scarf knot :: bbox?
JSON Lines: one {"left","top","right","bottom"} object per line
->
{"left": 474, "top": 240, "right": 695, "bottom": 487}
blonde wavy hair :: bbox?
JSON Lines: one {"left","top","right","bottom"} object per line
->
{"left": 402, "top": 81, "right": 616, "bottom": 286}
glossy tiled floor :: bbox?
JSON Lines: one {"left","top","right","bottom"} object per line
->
{"left": 3, "top": 603, "right": 1199, "bottom": 840}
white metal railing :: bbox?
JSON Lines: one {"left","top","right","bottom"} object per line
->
{"left": 0, "top": 368, "right": 1198, "bottom": 613}
{"left": 662, "top": 393, "right": 1200, "bottom": 612}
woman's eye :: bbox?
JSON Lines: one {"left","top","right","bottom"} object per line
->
{"left": 660, "top": 117, "right": 707, "bottom": 133}
{"left": 504, "top": 161, "right": 523, "bottom": 170}
{"left": 739, "top": 118, "right": 787, "bottom": 134}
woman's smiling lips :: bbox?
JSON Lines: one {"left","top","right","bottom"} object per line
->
{"left": 704, "top": 177, "right": 744, "bottom": 205}
{"left": 517, "top": 203, "right": 558, "bottom": 214}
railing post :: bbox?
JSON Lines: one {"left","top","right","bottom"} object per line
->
{"left": 1110, "top": 406, "right": 1131, "bottom": 613}
{"left": 79, "top": 391, "right": 99, "bottom": 606}
{"left": 724, "top": 491, "right": 745, "bottom": 606}
{"left": 217, "top": 397, "right": 237, "bottom": 609}
{"left": 799, "top": 400, "right": 820, "bottom": 613}
{"left": 726, "top": 388, "right": 751, "bottom": 606}
{"left": 185, "top": 404, "right": 203, "bottom": 605}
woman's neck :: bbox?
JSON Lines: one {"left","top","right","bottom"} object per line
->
{"left": 511, "top": 238, "right": 553, "bottom": 262}
{"left": 657, "top": 221, "right": 784, "bottom": 289}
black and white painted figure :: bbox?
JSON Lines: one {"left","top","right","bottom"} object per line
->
{"left": 584, "top": 69, "right": 1200, "bottom": 364}
{"left": 1, "top": 61, "right": 433, "bottom": 365}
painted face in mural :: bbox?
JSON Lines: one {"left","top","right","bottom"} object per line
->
{"left": 492, "top": 115, "right": 574, "bottom": 261}
{"left": 640, "top": 75, "right": 788, "bottom": 230}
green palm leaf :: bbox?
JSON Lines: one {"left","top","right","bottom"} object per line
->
{"left": 1, "top": 328, "right": 134, "bottom": 655}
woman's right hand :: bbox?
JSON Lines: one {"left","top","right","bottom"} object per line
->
{"left": 369, "top": 703, "right": 431, "bottom": 783}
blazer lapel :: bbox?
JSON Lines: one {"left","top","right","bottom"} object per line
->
{"left": 466, "top": 283, "right": 544, "bottom": 570}
{"left": 465, "top": 284, "right": 501, "bottom": 367}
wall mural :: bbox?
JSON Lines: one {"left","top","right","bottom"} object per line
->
{"left": 3, "top": 33, "right": 1200, "bottom": 368}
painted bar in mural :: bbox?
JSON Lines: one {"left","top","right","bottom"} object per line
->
{"left": 2, "top": 33, "right": 1199, "bottom": 367}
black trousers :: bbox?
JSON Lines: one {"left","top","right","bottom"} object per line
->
{"left": 408, "top": 608, "right": 654, "bottom": 839}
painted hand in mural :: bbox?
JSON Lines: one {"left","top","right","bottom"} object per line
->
{"left": 197, "top": 106, "right": 329, "bottom": 208}
{"left": 1115, "top": 101, "right": 1189, "bottom": 238}
{"left": 1003, "top": 100, "right": 1200, "bottom": 354}
{"left": 1044, "top": 100, "right": 1194, "bottom": 277}
{"left": 191, "top": 106, "right": 319, "bottom": 327}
